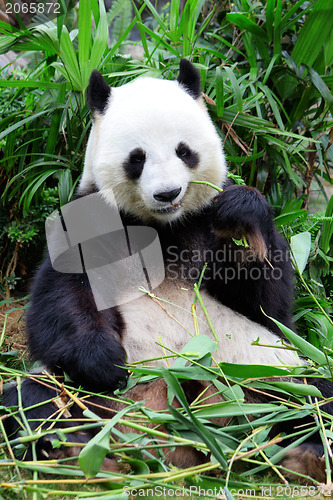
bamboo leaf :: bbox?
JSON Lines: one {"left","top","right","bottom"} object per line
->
{"left": 215, "top": 66, "right": 224, "bottom": 118}
{"left": 162, "top": 368, "right": 228, "bottom": 468}
{"left": 58, "top": 169, "right": 74, "bottom": 206}
{"left": 308, "top": 67, "right": 333, "bottom": 106}
{"left": 79, "top": 402, "right": 142, "bottom": 478}
{"left": 218, "top": 363, "right": 291, "bottom": 378}
{"left": 20, "top": 170, "right": 58, "bottom": 213}
{"left": 292, "top": 0, "right": 333, "bottom": 67}
{"left": 45, "top": 86, "right": 66, "bottom": 156}
{"left": 170, "top": 0, "right": 180, "bottom": 33}
{"left": 224, "top": 66, "right": 243, "bottom": 112}
{"left": 274, "top": 210, "right": 307, "bottom": 227}
{"left": 281, "top": 149, "right": 304, "bottom": 188}
{"left": 262, "top": 54, "right": 280, "bottom": 85}
{"left": 262, "top": 381, "right": 323, "bottom": 398}
{"left": 0, "top": 80, "right": 65, "bottom": 89}
{"left": 0, "top": 110, "right": 49, "bottom": 141}
{"left": 290, "top": 231, "right": 311, "bottom": 275}
{"left": 78, "top": 0, "right": 92, "bottom": 87}
{"left": 322, "top": 195, "right": 333, "bottom": 253}
{"left": 193, "top": 402, "right": 285, "bottom": 419}
{"left": 262, "top": 312, "right": 327, "bottom": 365}
{"left": 265, "top": 0, "right": 275, "bottom": 43}
{"left": 273, "top": 0, "right": 282, "bottom": 56}
{"left": 258, "top": 83, "right": 284, "bottom": 129}
{"left": 135, "top": 23, "right": 180, "bottom": 57}
{"left": 132, "top": 2, "right": 149, "bottom": 59}
{"left": 59, "top": 26, "right": 82, "bottom": 90}
{"left": 280, "top": 0, "right": 309, "bottom": 28}
{"left": 226, "top": 13, "right": 267, "bottom": 40}
{"left": 180, "top": 0, "right": 206, "bottom": 55}
{"left": 173, "top": 335, "right": 218, "bottom": 367}
{"left": 89, "top": 0, "right": 109, "bottom": 78}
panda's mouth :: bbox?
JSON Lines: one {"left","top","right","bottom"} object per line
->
{"left": 154, "top": 201, "right": 182, "bottom": 214}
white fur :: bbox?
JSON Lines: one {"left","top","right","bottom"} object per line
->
{"left": 81, "top": 77, "right": 227, "bottom": 222}
{"left": 121, "top": 280, "right": 301, "bottom": 367}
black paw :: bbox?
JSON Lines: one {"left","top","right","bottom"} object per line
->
{"left": 212, "top": 185, "right": 273, "bottom": 259}
{"left": 49, "top": 336, "right": 128, "bottom": 392}
{"left": 212, "top": 185, "right": 272, "bottom": 234}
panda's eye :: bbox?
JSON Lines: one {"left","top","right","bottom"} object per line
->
{"left": 130, "top": 150, "right": 146, "bottom": 164}
{"left": 124, "top": 148, "right": 146, "bottom": 180}
{"left": 176, "top": 142, "right": 199, "bottom": 168}
{"left": 177, "top": 144, "right": 191, "bottom": 158}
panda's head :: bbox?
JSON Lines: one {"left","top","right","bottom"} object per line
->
{"left": 80, "top": 59, "right": 227, "bottom": 223}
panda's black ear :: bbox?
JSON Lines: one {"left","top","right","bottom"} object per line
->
{"left": 87, "top": 70, "right": 111, "bottom": 115}
{"left": 177, "top": 59, "right": 201, "bottom": 99}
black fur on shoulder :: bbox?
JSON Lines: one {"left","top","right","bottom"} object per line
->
{"left": 87, "top": 70, "right": 111, "bottom": 115}
{"left": 177, "top": 59, "right": 201, "bottom": 99}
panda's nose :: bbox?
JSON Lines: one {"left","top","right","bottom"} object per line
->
{"left": 153, "top": 188, "right": 181, "bottom": 202}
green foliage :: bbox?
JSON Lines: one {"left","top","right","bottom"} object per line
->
{"left": 107, "top": 0, "right": 133, "bottom": 44}
{"left": 2, "top": 332, "right": 333, "bottom": 496}
{"left": 0, "top": 0, "right": 332, "bottom": 492}
{"left": 0, "top": 186, "right": 59, "bottom": 297}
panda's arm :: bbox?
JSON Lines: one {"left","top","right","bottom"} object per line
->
{"left": 206, "top": 185, "right": 294, "bottom": 334}
{"left": 26, "top": 258, "right": 127, "bottom": 391}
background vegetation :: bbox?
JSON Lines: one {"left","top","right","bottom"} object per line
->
{"left": 0, "top": 0, "right": 332, "bottom": 498}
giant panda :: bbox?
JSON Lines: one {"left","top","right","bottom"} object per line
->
{"left": 3, "top": 59, "right": 332, "bottom": 481}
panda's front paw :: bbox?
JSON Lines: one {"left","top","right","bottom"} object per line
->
{"left": 66, "top": 346, "right": 128, "bottom": 392}
{"left": 212, "top": 185, "right": 273, "bottom": 261}
{"left": 48, "top": 336, "right": 128, "bottom": 392}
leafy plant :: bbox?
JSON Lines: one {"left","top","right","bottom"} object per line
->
{"left": 2, "top": 330, "right": 333, "bottom": 497}
{"left": 0, "top": 186, "right": 59, "bottom": 298}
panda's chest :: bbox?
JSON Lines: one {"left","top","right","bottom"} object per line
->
{"left": 119, "top": 279, "right": 300, "bottom": 367}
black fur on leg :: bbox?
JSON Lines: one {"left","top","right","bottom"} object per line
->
{"left": 26, "top": 258, "right": 128, "bottom": 392}
{"left": 212, "top": 185, "right": 274, "bottom": 241}
{"left": 3, "top": 377, "right": 211, "bottom": 469}
{"left": 3, "top": 378, "right": 90, "bottom": 461}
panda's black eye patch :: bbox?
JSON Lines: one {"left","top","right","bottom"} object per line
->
{"left": 176, "top": 142, "right": 199, "bottom": 168}
{"left": 124, "top": 148, "right": 146, "bottom": 180}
